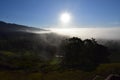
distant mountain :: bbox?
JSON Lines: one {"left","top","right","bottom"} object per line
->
{"left": 0, "top": 21, "right": 65, "bottom": 44}
{"left": 0, "top": 21, "right": 44, "bottom": 33}
{"left": 0, "top": 21, "right": 56, "bottom": 61}
{"left": 0, "top": 21, "right": 66, "bottom": 62}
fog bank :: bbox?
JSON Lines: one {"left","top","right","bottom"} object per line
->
{"left": 48, "top": 28, "right": 120, "bottom": 40}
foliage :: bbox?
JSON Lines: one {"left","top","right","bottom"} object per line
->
{"left": 60, "top": 37, "right": 110, "bottom": 71}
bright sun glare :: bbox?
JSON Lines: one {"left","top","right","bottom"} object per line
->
{"left": 60, "top": 12, "right": 71, "bottom": 23}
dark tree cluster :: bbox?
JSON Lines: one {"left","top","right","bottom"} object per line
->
{"left": 60, "top": 37, "right": 110, "bottom": 71}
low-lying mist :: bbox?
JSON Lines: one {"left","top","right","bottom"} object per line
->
{"left": 46, "top": 27, "right": 120, "bottom": 40}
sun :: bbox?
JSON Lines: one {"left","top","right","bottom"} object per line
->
{"left": 60, "top": 12, "right": 71, "bottom": 23}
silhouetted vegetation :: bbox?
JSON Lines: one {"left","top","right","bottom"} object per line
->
{"left": 60, "top": 37, "right": 110, "bottom": 71}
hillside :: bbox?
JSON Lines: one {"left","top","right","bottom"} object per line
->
{"left": 0, "top": 21, "right": 64, "bottom": 67}
{"left": 0, "top": 21, "right": 120, "bottom": 80}
{"left": 0, "top": 21, "right": 44, "bottom": 32}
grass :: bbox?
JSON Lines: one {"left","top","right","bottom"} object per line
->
{"left": 0, "top": 63, "right": 119, "bottom": 80}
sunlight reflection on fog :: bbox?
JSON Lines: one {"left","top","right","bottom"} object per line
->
{"left": 48, "top": 28, "right": 120, "bottom": 40}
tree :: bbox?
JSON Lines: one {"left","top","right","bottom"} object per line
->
{"left": 60, "top": 37, "right": 83, "bottom": 68}
{"left": 60, "top": 37, "right": 110, "bottom": 71}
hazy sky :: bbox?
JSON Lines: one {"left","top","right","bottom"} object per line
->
{"left": 0, "top": 0, "right": 120, "bottom": 28}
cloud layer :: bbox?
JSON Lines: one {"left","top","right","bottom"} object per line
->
{"left": 49, "top": 28, "right": 120, "bottom": 40}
